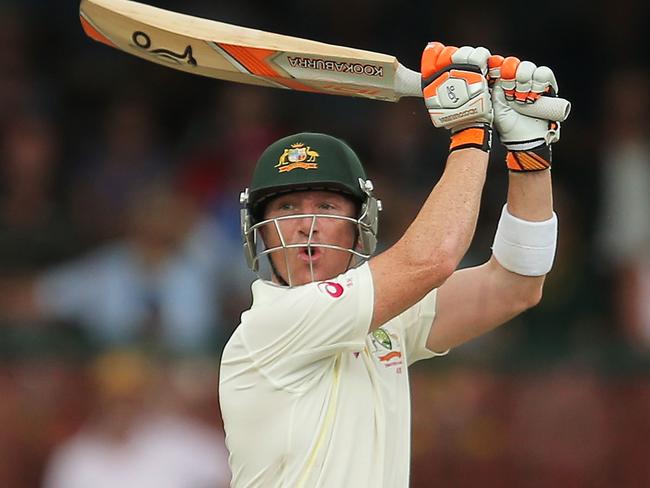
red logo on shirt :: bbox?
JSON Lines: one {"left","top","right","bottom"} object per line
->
{"left": 318, "top": 281, "right": 344, "bottom": 298}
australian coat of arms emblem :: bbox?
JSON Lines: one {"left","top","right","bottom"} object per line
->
{"left": 275, "top": 143, "right": 319, "bottom": 172}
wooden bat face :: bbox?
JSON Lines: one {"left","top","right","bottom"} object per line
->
{"left": 80, "top": 0, "right": 570, "bottom": 121}
{"left": 80, "top": 0, "right": 405, "bottom": 101}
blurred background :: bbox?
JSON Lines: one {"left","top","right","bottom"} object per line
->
{"left": 0, "top": 0, "right": 648, "bottom": 486}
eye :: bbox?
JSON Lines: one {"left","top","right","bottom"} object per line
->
{"left": 319, "top": 202, "right": 335, "bottom": 211}
{"left": 278, "top": 202, "right": 295, "bottom": 211}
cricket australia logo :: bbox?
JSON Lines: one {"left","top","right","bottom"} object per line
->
{"left": 372, "top": 329, "right": 392, "bottom": 349}
{"left": 275, "top": 143, "right": 319, "bottom": 173}
{"left": 370, "top": 328, "right": 403, "bottom": 372}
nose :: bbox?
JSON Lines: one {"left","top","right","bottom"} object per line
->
{"left": 297, "top": 214, "right": 318, "bottom": 239}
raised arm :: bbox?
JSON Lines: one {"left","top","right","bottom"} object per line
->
{"left": 369, "top": 43, "right": 494, "bottom": 330}
{"left": 428, "top": 58, "right": 564, "bottom": 352}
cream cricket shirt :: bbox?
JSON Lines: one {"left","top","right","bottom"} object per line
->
{"left": 219, "top": 262, "right": 443, "bottom": 488}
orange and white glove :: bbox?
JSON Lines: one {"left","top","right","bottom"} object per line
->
{"left": 489, "top": 56, "right": 562, "bottom": 171}
{"left": 421, "top": 42, "right": 492, "bottom": 153}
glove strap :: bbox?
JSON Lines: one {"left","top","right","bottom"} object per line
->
{"left": 449, "top": 125, "right": 492, "bottom": 154}
{"left": 506, "top": 145, "right": 552, "bottom": 172}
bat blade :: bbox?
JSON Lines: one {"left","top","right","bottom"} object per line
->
{"left": 79, "top": 0, "right": 413, "bottom": 101}
{"left": 79, "top": 0, "right": 570, "bottom": 121}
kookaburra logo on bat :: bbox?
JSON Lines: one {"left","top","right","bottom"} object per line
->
{"left": 131, "top": 31, "right": 197, "bottom": 66}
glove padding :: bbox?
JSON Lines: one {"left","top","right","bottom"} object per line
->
{"left": 491, "top": 57, "right": 561, "bottom": 149}
{"left": 422, "top": 42, "right": 492, "bottom": 132}
{"left": 490, "top": 57, "right": 562, "bottom": 171}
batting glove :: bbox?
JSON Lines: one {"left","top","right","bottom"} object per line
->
{"left": 422, "top": 42, "right": 492, "bottom": 153}
{"left": 490, "top": 56, "right": 562, "bottom": 171}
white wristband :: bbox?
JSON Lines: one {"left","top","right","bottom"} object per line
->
{"left": 492, "top": 204, "right": 558, "bottom": 276}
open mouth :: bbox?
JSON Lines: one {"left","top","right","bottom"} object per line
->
{"left": 298, "top": 245, "right": 322, "bottom": 262}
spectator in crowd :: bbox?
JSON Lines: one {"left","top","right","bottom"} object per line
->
{"left": 1, "top": 180, "right": 248, "bottom": 352}
{"left": 43, "top": 349, "right": 230, "bottom": 488}
{"left": 177, "top": 86, "right": 284, "bottom": 242}
{"left": 597, "top": 68, "right": 650, "bottom": 349}
{"left": 0, "top": 6, "right": 35, "bottom": 120}
{"left": 0, "top": 110, "right": 78, "bottom": 274}
{"left": 70, "top": 96, "right": 170, "bottom": 244}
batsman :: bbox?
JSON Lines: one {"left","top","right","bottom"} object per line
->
{"left": 219, "top": 42, "right": 565, "bottom": 487}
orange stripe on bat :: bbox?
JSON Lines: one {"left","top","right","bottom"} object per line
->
{"left": 80, "top": 16, "right": 115, "bottom": 48}
{"left": 277, "top": 79, "right": 321, "bottom": 93}
{"left": 217, "top": 43, "right": 319, "bottom": 93}
{"left": 218, "top": 44, "right": 279, "bottom": 76}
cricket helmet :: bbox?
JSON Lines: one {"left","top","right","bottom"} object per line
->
{"left": 240, "top": 132, "right": 381, "bottom": 283}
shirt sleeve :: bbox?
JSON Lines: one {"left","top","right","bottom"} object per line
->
{"left": 238, "top": 263, "right": 374, "bottom": 389}
{"left": 394, "top": 288, "right": 449, "bottom": 366}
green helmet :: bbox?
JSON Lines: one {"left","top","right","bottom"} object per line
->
{"left": 247, "top": 133, "right": 368, "bottom": 215}
{"left": 240, "top": 132, "right": 382, "bottom": 282}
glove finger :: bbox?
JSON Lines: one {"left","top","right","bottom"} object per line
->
{"left": 421, "top": 41, "right": 445, "bottom": 78}
{"left": 451, "top": 46, "right": 491, "bottom": 74}
{"left": 488, "top": 54, "right": 504, "bottom": 85}
{"left": 500, "top": 56, "right": 520, "bottom": 101}
{"left": 531, "top": 65, "right": 559, "bottom": 97}
{"left": 468, "top": 46, "right": 491, "bottom": 75}
{"left": 528, "top": 69, "right": 547, "bottom": 103}
{"left": 514, "top": 60, "right": 537, "bottom": 104}
{"left": 421, "top": 42, "right": 493, "bottom": 130}
{"left": 436, "top": 45, "right": 459, "bottom": 71}
{"left": 451, "top": 45, "right": 474, "bottom": 64}
{"left": 422, "top": 43, "right": 468, "bottom": 105}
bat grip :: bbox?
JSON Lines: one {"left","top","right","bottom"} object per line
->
{"left": 395, "top": 65, "right": 571, "bottom": 122}
{"left": 509, "top": 97, "right": 571, "bottom": 122}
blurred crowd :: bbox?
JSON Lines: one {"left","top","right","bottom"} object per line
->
{"left": 0, "top": 0, "right": 648, "bottom": 486}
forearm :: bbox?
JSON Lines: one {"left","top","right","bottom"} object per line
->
{"left": 396, "top": 147, "right": 488, "bottom": 284}
{"left": 493, "top": 169, "right": 555, "bottom": 293}
{"left": 426, "top": 53, "right": 567, "bottom": 350}
{"left": 429, "top": 170, "right": 554, "bottom": 351}
{"left": 431, "top": 257, "right": 540, "bottom": 352}
{"left": 506, "top": 169, "right": 553, "bottom": 221}
{"left": 368, "top": 43, "right": 493, "bottom": 329}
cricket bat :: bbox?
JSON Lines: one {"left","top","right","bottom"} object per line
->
{"left": 79, "top": 0, "right": 570, "bottom": 121}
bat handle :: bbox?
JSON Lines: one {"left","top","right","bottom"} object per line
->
{"left": 395, "top": 65, "right": 571, "bottom": 122}
{"left": 509, "top": 96, "right": 571, "bottom": 122}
